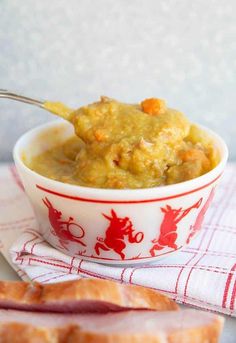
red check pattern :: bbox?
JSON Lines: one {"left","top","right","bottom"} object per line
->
{"left": 0, "top": 164, "right": 235, "bottom": 316}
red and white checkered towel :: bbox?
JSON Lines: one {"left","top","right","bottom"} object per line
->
{"left": 0, "top": 164, "right": 235, "bottom": 316}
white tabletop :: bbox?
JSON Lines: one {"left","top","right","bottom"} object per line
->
{"left": 0, "top": 254, "right": 235, "bottom": 341}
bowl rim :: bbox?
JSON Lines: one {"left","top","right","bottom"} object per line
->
{"left": 13, "top": 119, "right": 229, "bottom": 198}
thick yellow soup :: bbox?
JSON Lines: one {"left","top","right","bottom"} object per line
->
{"left": 28, "top": 97, "right": 219, "bottom": 189}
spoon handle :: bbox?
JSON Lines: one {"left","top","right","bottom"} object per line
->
{"left": 0, "top": 89, "right": 44, "bottom": 108}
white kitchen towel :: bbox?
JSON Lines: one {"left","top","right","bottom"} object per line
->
{"left": 0, "top": 164, "right": 235, "bottom": 316}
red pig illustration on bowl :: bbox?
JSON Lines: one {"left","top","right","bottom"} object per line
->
{"left": 150, "top": 199, "right": 202, "bottom": 257}
{"left": 43, "top": 197, "right": 86, "bottom": 252}
{"left": 186, "top": 188, "right": 215, "bottom": 244}
{"left": 95, "top": 209, "right": 144, "bottom": 260}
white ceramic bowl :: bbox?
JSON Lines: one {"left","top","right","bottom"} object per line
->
{"left": 13, "top": 120, "right": 228, "bottom": 265}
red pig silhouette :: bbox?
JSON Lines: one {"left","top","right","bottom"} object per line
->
{"left": 150, "top": 199, "right": 202, "bottom": 257}
{"left": 94, "top": 209, "right": 144, "bottom": 260}
{"left": 186, "top": 188, "right": 215, "bottom": 243}
{"left": 43, "top": 197, "right": 86, "bottom": 252}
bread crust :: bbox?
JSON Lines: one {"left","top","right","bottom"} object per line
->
{"left": 0, "top": 279, "right": 178, "bottom": 312}
{"left": 0, "top": 316, "right": 223, "bottom": 343}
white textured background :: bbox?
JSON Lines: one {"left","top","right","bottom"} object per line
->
{"left": 0, "top": 0, "right": 235, "bottom": 161}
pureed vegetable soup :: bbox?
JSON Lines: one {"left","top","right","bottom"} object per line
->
{"left": 27, "top": 97, "right": 219, "bottom": 189}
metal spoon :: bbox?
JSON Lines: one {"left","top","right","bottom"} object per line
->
{"left": 0, "top": 89, "right": 72, "bottom": 120}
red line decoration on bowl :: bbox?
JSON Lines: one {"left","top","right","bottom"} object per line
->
{"left": 94, "top": 209, "right": 144, "bottom": 260}
{"left": 150, "top": 199, "right": 202, "bottom": 257}
{"left": 42, "top": 197, "right": 87, "bottom": 254}
{"left": 36, "top": 173, "right": 221, "bottom": 204}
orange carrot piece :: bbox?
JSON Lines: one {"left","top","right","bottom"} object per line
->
{"left": 180, "top": 149, "right": 211, "bottom": 170}
{"left": 141, "top": 98, "right": 167, "bottom": 115}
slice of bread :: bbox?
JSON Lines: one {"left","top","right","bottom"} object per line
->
{"left": 0, "top": 308, "right": 224, "bottom": 343}
{"left": 0, "top": 279, "right": 178, "bottom": 313}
